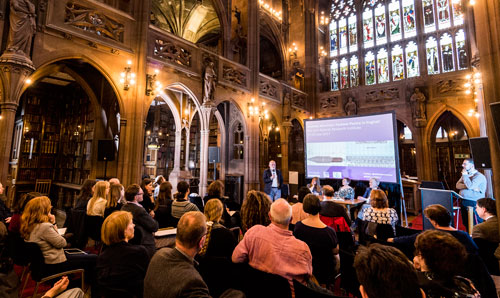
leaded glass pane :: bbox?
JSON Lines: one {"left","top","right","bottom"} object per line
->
{"left": 423, "top": 0, "right": 436, "bottom": 32}
{"left": 375, "top": 4, "right": 387, "bottom": 44}
{"left": 406, "top": 41, "right": 419, "bottom": 77}
{"left": 350, "top": 56, "right": 359, "bottom": 87}
{"left": 452, "top": 0, "right": 464, "bottom": 26}
{"left": 340, "top": 58, "right": 349, "bottom": 89}
{"left": 363, "top": 9, "right": 374, "bottom": 48}
{"left": 392, "top": 45, "right": 404, "bottom": 81}
{"left": 377, "top": 48, "right": 389, "bottom": 83}
{"left": 348, "top": 15, "right": 357, "bottom": 52}
{"left": 403, "top": 0, "right": 416, "bottom": 37}
{"left": 438, "top": 0, "right": 451, "bottom": 29}
{"left": 426, "top": 37, "right": 439, "bottom": 74}
{"left": 339, "top": 18, "right": 348, "bottom": 55}
{"left": 441, "top": 33, "right": 454, "bottom": 72}
{"left": 365, "top": 51, "right": 376, "bottom": 85}
{"left": 331, "top": 60, "right": 339, "bottom": 90}
{"left": 330, "top": 22, "right": 338, "bottom": 57}
{"left": 456, "top": 29, "right": 467, "bottom": 70}
{"left": 389, "top": 0, "right": 402, "bottom": 41}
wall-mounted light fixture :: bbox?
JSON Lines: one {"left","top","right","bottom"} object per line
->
{"left": 464, "top": 72, "right": 481, "bottom": 118}
{"left": 319, "top": 46, "right": 327, "bottom": 57}
{"left": 120, "top": 60, "right": 136, "bottom": 91}
{"left": 258, "top": 0, "right": 282, "bottom": 21}
{"left": 320, "top": 11, "right": 329, "bottom": 25}
{"left": 288, "top": 43, "right": 298, "bottom": 59}
{"left": 146, "top": 69, "right": 164, "bottom": 96}
{"left": 247, "top": 97, "right": 269, "bottom": 120}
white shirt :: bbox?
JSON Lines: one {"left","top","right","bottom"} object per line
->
{"left": 271, "top": 169, "right": 278, "bottom": 187}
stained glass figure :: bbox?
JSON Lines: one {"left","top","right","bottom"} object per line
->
{"left": 340, "top": 58, "right": 349, "bottom": 88}
{"left": 375, "top": 4, "right": 386, "bottom": 44}
{"left": 339, "top": 18, "right": 348, "bottom": 54}
{"left": 423, "top": 0, "right": 435, "bottom": 32}
{"left": 426, "top": 37, "right": 439, "bottom": 74}
{"left": 363, "top": 9, "right": 374, "bottom": 48}
{"left": 348, "top": 15, "right": 357, "bottom": 52}
{"left": 331, "top": 60, "right": 339, "bottom": 90}
{"left": 389, "top": 1, "right": 402, "bottom": 41}
{"left": 455, "top": 29, "right": 467, "bottom": 70}
{"left": 365, "top": 51, "right": 376, "bottom": 85}
{"left": 330, "top": 23, "right": 338, "bottom": 57}
{"left": 392, "top": 45, "right": 404, "bottom": 81}
{"left": 403, "top": 0, "right": 416, "bottom": 37}
{"left": 441, "top": 33, "right": 454, "bottom": 72}
{"left": 438, "top": 0, "right": 450, "bottom": 29}
{"left": 406, "top": 41, "right": 419, "bottom": 77}
{"left": 452, "top": 0, "right": 464, "bottom": 26}
{"left": 350, "top": 55, "right": 359, "bottom": 87}
{"left": 377, "top": 48, "right": 389, "bottom": 83}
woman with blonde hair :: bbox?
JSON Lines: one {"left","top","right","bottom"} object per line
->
{"left": 96, "top": 211, "right": 149, "bottom": 296}
{"left": 87, "top": 181, "right": 110, "bottom": 217}
{"left": 104, "top": 183, "right": 124, "bottom": 218}
{"left": 198, "top": 199, "right": 237, "bottom": 258}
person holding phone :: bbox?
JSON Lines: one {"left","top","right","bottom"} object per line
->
{"left": 456, "top": 158, "right": 487, "bottom": 228}
{"left": 263, "top": 160, "right": 283, "bottom": 201}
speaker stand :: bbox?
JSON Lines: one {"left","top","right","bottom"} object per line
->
{"left": 104, "top": 157, "right": 108, "bottom": 180}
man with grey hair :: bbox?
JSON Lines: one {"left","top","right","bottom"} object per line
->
{"left": 232, "top": 199, "right": 312, "bottom": 283}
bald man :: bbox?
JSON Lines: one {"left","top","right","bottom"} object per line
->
{"left": 232, "top": 199, "right": 312, "bottom": 283}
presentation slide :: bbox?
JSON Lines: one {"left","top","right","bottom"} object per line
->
{"left": 304, "top": 112, "right": 399, "bottom": 183}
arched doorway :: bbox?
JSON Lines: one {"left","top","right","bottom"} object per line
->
{"left": 397, "top": 121, "right": 417, "bottom": 177}
{"left": 431, "top": 111, "right": 470, "bottom": 189}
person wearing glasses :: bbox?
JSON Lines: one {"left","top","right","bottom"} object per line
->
{"left": 263, "top": 160, "right": 283, "bottom": 201}
{"left": 121, "top": 184, "right": 159, "bottom": 259}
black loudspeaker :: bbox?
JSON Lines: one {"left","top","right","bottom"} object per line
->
{"left": 98, "top": 140, "right": 115, "bottom": 161}
{"left": 208, "top": 146, "right": 219, "bottom": 163}
{"left": 469, "top": 137, "right": 491, "bottom": 169}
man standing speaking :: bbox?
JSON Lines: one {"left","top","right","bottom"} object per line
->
{"left": 263, "top": 160, "right": 283, "bottom": 201}
{"left": 456, "top": 158, "right": 487, "bottom": 229}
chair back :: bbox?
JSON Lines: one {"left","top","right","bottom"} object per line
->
{"left": 293, "top": 279, "right": 347, "bottom": 298}
{"left": 230, "top": 227, "right": 241, "bottom": 242}
{"left": 233, "top": 263, "right": 292, "bottom": 298}
{"left": 23, "top": 242, "right": 47, "bottom": 281}
{"left": 85, "top": 215, "right": 104, "bottom": 242}
{"left": 35, "top": 179, "right": 52, "bottom": 196}
{"left": 376, "top": 224, "right": 395, "bottom": 241}
{"left": 474, "top": 238, "right": 500, "bottom": 275}
{"left": 320, "top": 215, "right": 351, "bottom": 232}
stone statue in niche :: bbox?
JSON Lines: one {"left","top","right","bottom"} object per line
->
{"left": 203, "top": 61, "right": 217, "bottom": 102}
{"left": 410, "top": 88, "right": 426, "bottom": 120}
{"left": 5, "top": 0, "right": 36, "bottom": 56}
{"left": 344, "top": 97, "right": 357, "bottom": 115}
{"left": 283, "top": 92, "right": 291, "bottom": 120}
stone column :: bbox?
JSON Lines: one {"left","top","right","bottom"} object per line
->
{"left": 199, "top": 129, "right": 210, "bottom": 197}
{"left": 184, "top": 127, "right": 190, "bottom": 171}
{"left": 168, "top": 129, "right": 182, "bottom": 193}
{"left": 0, "top": 102, "right": 18, "bottom": 183}
{"left": 116, "top": 118, "right": 127, "bottom": 182}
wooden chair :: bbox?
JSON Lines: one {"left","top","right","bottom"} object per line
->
{"left": 34, "top": 179, "right": 52, "bottom": 196}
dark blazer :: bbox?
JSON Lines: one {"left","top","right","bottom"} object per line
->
{"left": 472, "top": 216, "right": 499, "bottom": 243}
{"left": 320, "top": 200, "right": 352, "bottom": 226}
{"left": 96, "top": 241, "right": 150, "bottom": 297}
{"left": 263, "top": 168, "right": 283, "bottom": 195}
{"left": 121, "top": 203, "right": 159, "bottom": 258}
{"left": 144, "top": 247, "right": 211, "bottom": 298}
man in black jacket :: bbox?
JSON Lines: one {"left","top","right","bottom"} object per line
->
{"left": 320, "top": 185, "right": 351, "bottom": 227}
{"left": 263, "top": 160, "right": 283, "bottom": 201}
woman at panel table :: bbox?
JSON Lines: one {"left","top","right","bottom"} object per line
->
{"left": 337, "top": 178, "right": 355, "bottom": 200}
{"left": 307, "top": 177, "right": 322, "bottom": 196}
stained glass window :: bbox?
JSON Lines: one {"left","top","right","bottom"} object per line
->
{"left": 363, "top": 9, "right": 374, "bottom": 48}
{"left": 348, "top": 15, "right": 357, "bottom": 52}
{"left": 441, "top": 33, "right": 454, "bottom": 72}
{"left": 456, "top": 29, "right": 467, "bottom": 70}
{"left": 423, "top": 0, "right": 436, "bottom": 32}
{"left": 350, "top": 56, "right": 359, "bottom": 87}
{"left": 437, "top": 0, "right": 450, "bottom": 29}
{"left": 389, "top": 0, "right": 402, "bottom": 41}
{"left": 365, "top": 51, "right": 376, "bottom": 85}
{"left": 339, "top": 18, "right": 348, "bottom": 55}
{"left": 402, "top": 0, "right": 416, "bottom": 37}
{"left": 426, "top": 37, "right": 439, "bottom": 74}
{"left": 406, "top": 41, "right": 419, "bottom": 77}
{"left": 330, "top": 22, "right": 338, "bottom": 57}
{"left": 340, "top": 58, "right": 349, "bottom": 88}
{"left": 331, "top": 60, "right": 339, "bottom": 91}
{"left": 392, "top": 45, "right": 404, "bottom": 81}
{"left": 377, "top": 48, "right": 389, "bottom": 83}
{"left": 375, "top": 4, "right": 387, "bottom": 44}
{"left": 452, "top": 0, "right": 464, "bottom": 26}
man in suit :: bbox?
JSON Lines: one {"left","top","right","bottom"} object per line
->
{"left": 263, "top": 160, "right": 283, "bottom": 201}
{"left": 121, "top": 184, "right": 159, "bottom": 259}
{"left": 473, "top": 198, "right": 499, "bottom": 243}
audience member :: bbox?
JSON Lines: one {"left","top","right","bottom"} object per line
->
{"left": 21, "top": 197, "right": 97, "bottom": 276}
{"left": 0, "top": 182, "right": 12, "bottom": 223}
{"left": 153, "top": 175, "right": 166, "bottom": 200}
{"left": 320, "top": 185, "right": 351, "bottom": 226}
{"left": 73, "top": 179, "right": 96, "bottom": 211}
{"left": 154, "top": 181, "right": 174, "bottom": 228}
{"left": 9, "top": 191, "right": 42, "bottom": 233}
{"left": 353, "top": 243, "right": 423, "bottom": 298}
{"left": 108, "top": 178, "right": 120, "bottom": 185}
{"left": 359, "top": 177, "right": 380, "bottom": 199}
{"left": 87, "top": 181, "right": 110, "bottom": 217}
{"left": 337, "top": 178, "right": 355, "bottom": 200}
{"left": 240, "top": 190, "right": 271, "bottom": 233}
{"left": 96, "top": 211, "right": 149, "bottom": 297}
{"left": 104, "top": 183, "right": 124, "bottom": 218}
{"left": 294, "top": 194, "right": 339, "bottom": 285}
{"left": 291, "top": 186, "right": 311, "bottom": 225}
{"left": 361, "top": 189, "right": 398, "bottom": 231}
{"left": 121, "top": 184, "right": 159, "bottom": 259}
{"left": 203, "top": 180, "right": 233, "bottom": 227}
{"left": 414, "top": 230, "right": 480, "bottom": 297}
{"left": 307, "top": 177, "right": 322, "bottom": 195}
{"left": 42, "top": 276, "right": 84, "bottom": 298}
{"left": 198, "top": 199, "right": 237, "bottom": 259}
{"left": 473, "top": 197, "right": 498, "bottom": 243}
{"left": 140, "top": 178, "right": 155, "bottom": 216}
{"left": 232, "top": 199, "right": 312, "bottom": 283}
{"left": 171, "top": 181, "right": 199, "bottom": 219}
{"left": 155, "top": 181, "right": 173, "bottom": 209}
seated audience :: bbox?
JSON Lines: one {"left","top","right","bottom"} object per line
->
{"left": 21, "top": 196, "right": 97, "bottom": 275}
{"left": 154, "top": 181, "right": 174, "bottom": 228}
{"left": 413, "top": 230, "right": 480, "bottom": 297}
{"left": 389, "top": 204, "right": 478, "bottom": 254}
{"left": 198, "top": 199, "right": 237, "bottom": 259}
{"left": 320, "top": 185, "right": 351, "bottom": 226}
{"left": 473, "top": 197, "right": 498, "bottom": 243}
{"left": 307, "top": 177, "right": 322, "bottom": 195}
{"left": 294, "top": 194, "right": 339, "bottom": 285}
{"left": 337, "top": 178, "right": 355, "bottom": 200}
{"left": 203, "top": 180, "right": 233, "bottom": 226}
{"left": 171, "top": 181, "right": 199, "bottom": 219}
{"left": 104, "top": 183, "right": 124, "bottom": 218}
{"left": 9, "top": 192, "right": 42, "bottom": 234}
{"left": 74, "top": 179, "right": 96, "bottom": 211}
{"left": 353, "top": 243, "right": 423, "bottom": 298}
{"left": 121, "top": 184, "right": 159, "bottom": 259}
{"left": 291, "top": 186, "right": 311, "bottom": 225}
{"left": 87, "top": 181, "right": 110, "bottom": 217}
{"left": 144, "top": 211, "right": 242, "bottom": 298}
{"left": 153, "top": 175, "right": 165, "bottom": 200}
{"left": 108, "top": 178, "right": 120, "bottom": 185}
{"left": 232, "top": 199, "right": 312, "bottom": 283}
{"left": 361, "top": 189, "right": 398, "bottom": 231}
{"left": 140, "top": 178, "right": 155, "bottom": 216}
{"left": 240, "top": 190, "right": 271, "bottom": 234}
{"left": 0, "top": 182, "right": 11, "bottom": 223}
{"left": 42, "top": 276, "right": 84, "bottom": 298}
{"left": 96, "top": 211, "right": 150, "bottom": 297}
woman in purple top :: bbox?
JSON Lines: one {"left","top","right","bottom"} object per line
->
{"left": 294, "top": 194, "right": 339, "bottom": 285}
